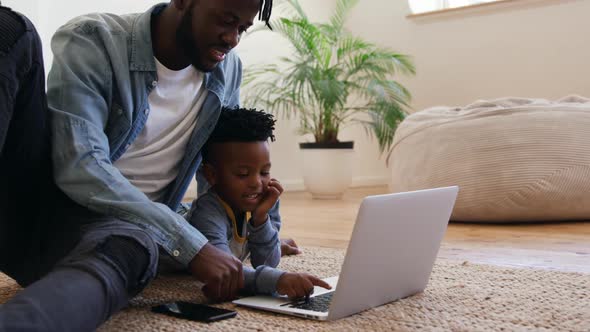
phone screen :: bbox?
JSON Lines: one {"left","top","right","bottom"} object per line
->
{"left": 151, "top": 302, "right": 237, "bottom": 323}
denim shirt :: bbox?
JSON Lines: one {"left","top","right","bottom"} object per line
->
{"left": 46, "top": 4, "right": 242, "bottom": 266}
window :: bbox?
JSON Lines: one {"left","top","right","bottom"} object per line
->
{"left": 409, "top": 0, "right": 506, "bottom": 15}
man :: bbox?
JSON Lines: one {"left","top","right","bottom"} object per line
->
{"left": 0, "top": 0, "right": 276, "bottom": 331}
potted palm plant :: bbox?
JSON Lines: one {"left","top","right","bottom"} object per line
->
{"left": 243, "top": 0, "right": 415, "bottom": 199}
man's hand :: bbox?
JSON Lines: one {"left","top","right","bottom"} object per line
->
{"left": 280, "top": 238, "right": 301, "bottom": 256}
{"left": 188, "top": 243, "right": 244, "bottom": 302}
{"left": 251, "top": 178, "right": 283, "bottom": 226}
{"left": 276, "top": 272, "right": 332, "bottom": 299}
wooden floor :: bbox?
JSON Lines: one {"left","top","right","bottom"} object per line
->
{"left": 280, "top": 186, "right": 590, "bottom": 274}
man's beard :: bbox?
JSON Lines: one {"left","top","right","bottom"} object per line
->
{"left": 176, "top": 8, "right": 211, "bottom": 72}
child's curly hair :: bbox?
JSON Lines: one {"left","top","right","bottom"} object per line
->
{"left": 202, "top": 107, "right": 276, "bottom": 161}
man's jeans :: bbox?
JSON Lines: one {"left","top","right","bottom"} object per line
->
{"left": 0, "top": 8, "right": 159, "bottom": 331}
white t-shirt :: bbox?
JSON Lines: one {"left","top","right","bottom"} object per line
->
{"left": 114, "top": 58, "right": 208, "bottom": 201}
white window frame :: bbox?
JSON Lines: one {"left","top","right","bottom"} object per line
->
{"left": 407, "top": 0, "right": 516, "bottom": 18}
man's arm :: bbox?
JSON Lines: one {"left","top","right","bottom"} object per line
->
{"left": 47, "top": 21, "right": 205, "bottom": 267}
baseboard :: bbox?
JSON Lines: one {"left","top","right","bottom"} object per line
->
{"left": 184, "top": 176, "right": 390, "bottom": 197}
{"left": 351, "top": 175, "right": 390, "bottom": 188}
{"left": 281, "top": 179, "right": 306, "bottom": 192}
{"left": 282, "top": 175, "right": 390, "bottom": 192}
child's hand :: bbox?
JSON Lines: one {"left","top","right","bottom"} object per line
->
{"left": 276, "top": 272, "right": 332, "bottom": 299}
{"left": 281, "top": 238, "right": 301, "bottom": 256}
{"left": 251, "top": 178, "right": 283, "bottom": 226}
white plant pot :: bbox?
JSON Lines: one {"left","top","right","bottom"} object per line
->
{"left": 300, "top": 142, "right": 354, "bottom": 199}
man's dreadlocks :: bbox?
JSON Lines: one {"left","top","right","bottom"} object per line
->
{"left": 259, "top": 0, "right": 273, "bottom": 29}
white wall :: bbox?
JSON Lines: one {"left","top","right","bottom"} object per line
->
{"left": 8, "top": 1, "right": 580, "bottom": 194}
{"left": 238, "top": 0, "right": 392, "bottom": 191}
{"left": 347, "top": 0, "right": 590, "bottom": 111}
{"left": 262, "top": 0, "right": 590, "bottom": 191}
{"left": 3, "top": 0, "right": 163, "bottom": 74}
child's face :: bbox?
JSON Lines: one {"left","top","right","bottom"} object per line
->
{"left": 205, "top": 141, "right": 272, "bottom": 213}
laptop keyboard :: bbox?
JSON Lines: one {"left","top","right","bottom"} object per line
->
{"left": 286, "top": 292, "right": 334, "bottom": 312}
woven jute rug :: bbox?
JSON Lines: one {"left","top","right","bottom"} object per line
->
{"left": 1, "top": 247, "right": 588, "bottom": 331}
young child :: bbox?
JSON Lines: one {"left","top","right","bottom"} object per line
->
{"left": 189, "top": 107, "right": 331, "bottom": 298}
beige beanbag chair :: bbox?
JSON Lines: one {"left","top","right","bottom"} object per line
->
{"left": 390, "top": 95, "right": 590, "bottom": 222}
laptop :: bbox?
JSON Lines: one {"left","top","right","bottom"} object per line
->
{"left": 233, "top": 186, "right": 459, "bottom": 321}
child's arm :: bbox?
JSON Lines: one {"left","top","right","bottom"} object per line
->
{"left": 248, "top": 199, "right": 282, "bottom": 268}
{"left": 189, "top": 193, "right": 284, "bottom": 295}
{"left": 243, "top": 265, "right": 284, "bottom": 295}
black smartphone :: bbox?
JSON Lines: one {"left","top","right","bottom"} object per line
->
{"left": 151, "top": 302, "right": 237, "bottom": 323}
